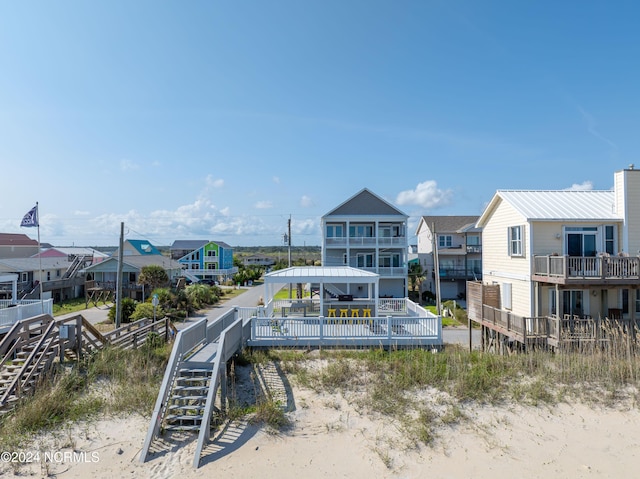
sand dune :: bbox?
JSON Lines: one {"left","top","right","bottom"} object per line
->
{"left": 3, "top": 372, "right": 640, "bottom": 479}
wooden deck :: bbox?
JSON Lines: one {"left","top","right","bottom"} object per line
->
{"left": 473, "top": 304, "right": 638, "bottom": 352}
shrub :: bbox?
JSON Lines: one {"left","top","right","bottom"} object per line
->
{"left": 107, "top": 298, "right": 137, "bottom": 323}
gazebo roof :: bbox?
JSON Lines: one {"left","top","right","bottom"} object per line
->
{"left": 264, "top": 266, "right": 379, "bottom": 284}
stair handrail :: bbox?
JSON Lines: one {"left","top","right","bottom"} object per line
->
{"left": 0, "top": 320, "right": 58, "bottom": 405}
{"left": 139, "top": 317, "right": 208, "bottom": 464}
{"left": 193, "top": 316, "right": 245, "bottom": 468}
{"left": 0, "top": 314, "right": 54, "bottom": 369}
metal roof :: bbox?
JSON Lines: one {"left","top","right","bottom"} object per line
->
{"left": 478, "top": 190, "right": 619, "bottom": 226}
{"left": 264, "top": 266, "right": 379, "bottom": 284}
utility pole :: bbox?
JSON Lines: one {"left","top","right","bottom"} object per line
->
{"left": 432, "top": 222, "right": 442, "bottom": 316}
{"left": 115, "top": 222, "right": 124, "bottom": 328}
{"left": 288, "top": 215, "right": 292, "bottom": 298}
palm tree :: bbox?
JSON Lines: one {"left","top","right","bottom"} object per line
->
{"left": 408, "top": 262, "right": 426, "bottom": 301}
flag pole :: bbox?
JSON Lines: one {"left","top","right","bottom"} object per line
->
{"left": 36, "top": 202, "right": 44, "bottom": 314}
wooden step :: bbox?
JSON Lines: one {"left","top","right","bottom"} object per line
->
{"left": 170, "top": 395, "right": 208, "bottom": 402}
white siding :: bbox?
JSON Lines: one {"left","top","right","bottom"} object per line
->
{"left": 482, "top": 199, "right": 532, "bottom": 317}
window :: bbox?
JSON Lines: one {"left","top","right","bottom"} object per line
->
{"left": 562, "top": 290, "right": 584, "bottom": 317}
{"left": 605, "top": 226, "right": 615, "bottom": 255}
{"left": 566, "top": 227, "right": 597, "bottom": 257}
{"left": 326, "top": 224, "right": 344, "bottom": 238}
{"left": 379, "top": 255, "right": 400, "bottom": 267}
{"left": 207, "top": 250, "right": 217, "bottom": 257}
{"left": 467, "top": 235, "right": 480, "bottom": 246}
{"left": 635, "top": 290, "right": 640, "bottom": 314}
{"left": 509, "top": 226, "right": 524, "bottom": 257}
{"left": 356, "top": 253, "right": 374, "bottom": 268}
{"left": 349, "top": 225, "right": 373, "bottom": 238}
{"left": 502, "top": 282, "right": 512, "bottom": 310}
{"left": 342, "top": 253, "right": 348, "bottom": 265}
{"left": 438, "top": 235, "right": 452, "bottom": 248}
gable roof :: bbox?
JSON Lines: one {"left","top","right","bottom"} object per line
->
{"left": 0, "top": 233, "right": 38, "bottom": 247}
{"left": 418, "top": 216, "right": 480, "bottom": 235}
{"left": 477, "top": 190, "right": 619, "bottom": 227}
{"left": 125, "top": 240, "right": 161, "bottom": 255}
{"left": 171, "top": 240, "right": 210, "bottom": 250}
{"left": 171, "top": 240, "right": 233, "bottom": 251}
{"left": 323, "top": 188, "right": 408, "bottom": 218}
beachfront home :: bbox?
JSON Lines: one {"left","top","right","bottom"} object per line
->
{"left": 0, "top": 256, "right": 86, "bottom": 302}
{"left": 82, "top": 240, "right": 184, "bottom": 302}
{"left": 470, "top": 166, "right": 640, "bottom": 349}
{"left": 176, "top": 241, "right": 237, "bottom": 284}
{"left": 415, "top": 216, "right": 481, "bottom": 301}
{"left": 321, "top": 188, "right": 409, "bottom": 298}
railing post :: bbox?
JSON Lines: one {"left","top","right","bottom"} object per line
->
{"left": 319, "top": 316, "right": 324, "bottom": 340}
{"left": 387, "top": 316, "right": 392, "bottom": 341}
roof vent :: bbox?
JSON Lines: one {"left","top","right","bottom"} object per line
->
{"left": 630, "top": 164, "right": 635, "bottom": 170}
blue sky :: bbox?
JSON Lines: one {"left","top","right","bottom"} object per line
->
{"left": 1, "top": 1, "right": 638, "bottom": 247}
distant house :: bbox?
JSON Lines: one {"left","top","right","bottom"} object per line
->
{"left": 0, "top": 233, "right": 39, "bottom": 259}
{"left": 322, "top": 188, "right": 409, "bottom": 298}
{"left": 243, "top": 254, "right": 275, "bottom": 268}
{"left": 415, "top": 216, "right": 482, "bottom": 301}
{"left": 113, "top": 239, "right": 162, "bottom": 257}
{"left": 177, "top": 241, "right": 237, "bottom": 283}
{"left": 0, "top": 256, "right": 85, "bottom": 302}
{"left": 170, "top": 240, "right": 209, "bottom": 260}
{"left": 36, "top": 246, "right": 108, "bottom": 265}
{"left": 82, "top": 240, "right": 184, "bottom": 302}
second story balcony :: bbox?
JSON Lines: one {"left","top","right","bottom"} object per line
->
{"left": 437, "top": 267, "right": 482, "bottom": 281}
{"left": 533, "top": 255, "right": 640, "bottom": 284}
{"left": 325, "top": 236, "right": 407, "bottom": 248}
{"left": 322, "top": 260, "right": 407, "bottom": 277}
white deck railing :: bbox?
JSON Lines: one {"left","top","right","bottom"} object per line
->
{"left": 0, "top": 299, "right": 54, "bottom": 331}
{"left": 250, "top": 315, "right": 441, "bottom": 347}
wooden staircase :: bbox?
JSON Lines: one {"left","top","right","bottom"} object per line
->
{"left": 163, "top": 367, "right": 213, "bottom": 432}
{"left": 0, "top": 313, "right": 174, "bottom": 415}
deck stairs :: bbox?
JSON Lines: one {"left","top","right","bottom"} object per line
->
{"left": 0, "top": 318, "right": 61, "bottom": 414}
{"left": 140, "top": 310, "right": 251, "bottom": 468}
{"left": 163, "top": 366, "right": 213, "bottom": 432}
{"left": 63, "top": 254, "right": 91, "bottom": 279}
{"left": 0, "top": 313, "right": 170, "bottom": 414}
{"left": 324, "top": 284, "right": 346, "bottom": 298}
{"left": 181, "top": 270, "right": 201, "bottom": 284}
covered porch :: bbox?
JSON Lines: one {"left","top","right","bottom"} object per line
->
{"left": 254, "top": 266, "right": 442, "bottom": 348}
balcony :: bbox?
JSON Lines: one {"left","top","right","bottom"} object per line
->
{"left": 322, "top": 261, "right": 407, "bottom": 277}
{"left": 533, "top": 255, "right": 640, "bottom": 284}
{"left": 324, "top": 236, "right": 407, "bottom": 247}
{"left": 466, "top": 245, "right": 482, "bottom": 254}
{"left": 437, "top": 268, "right": 482, "bottom": 280}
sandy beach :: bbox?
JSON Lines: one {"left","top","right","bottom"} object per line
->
{"left": 3, "top": 360, "right": 640, "bottom": 479}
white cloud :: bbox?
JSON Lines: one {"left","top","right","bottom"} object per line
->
{"left": 396, "top": 181, "right": 453, "bottom": 209}
{"left": 205, "top": 175, "right": 225, "bottom": 188}
{"left": 565, "top": 181, "right": 594, "bottom": 191}
{"left": 273, "top": 176, "right": 280, "bottom": 184}
{"left": 73, "top": 210, "right": 90, "bottom": 216}
{"left": 120, "top": 159, "right": 140, "bottom": 171}
{"left": 299, "top": 195, "right": 313, "bottom": 208}
{"left": 255, "top": 201, "right": 273, "bottom": 209}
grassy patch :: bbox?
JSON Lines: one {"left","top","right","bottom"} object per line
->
{"left": 0, "top": 342, "right": 171, "bottom": 453}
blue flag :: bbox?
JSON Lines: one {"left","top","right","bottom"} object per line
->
{"left": 20, "top": 205, "right": 38, "bottom": 228}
